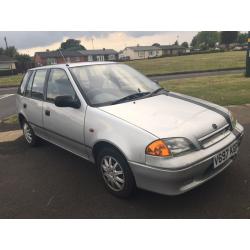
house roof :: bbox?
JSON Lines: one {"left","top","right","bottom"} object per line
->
{"left": 160, "top": 45, "right": 186, "bottom": 50}
{"left": 35, "top": 49, "right": 118, "bottom": 58}
{"left": 126, "top": 46, "right": 161, "bottom": 51}
{"left": 0, "top": 55, "right": 16, "bottom": 63}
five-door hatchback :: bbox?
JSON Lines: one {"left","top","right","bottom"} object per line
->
{"left": 16, "top": 62, "right": 244, "bottom": 197}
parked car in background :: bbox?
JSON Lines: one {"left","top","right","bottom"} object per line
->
{"left": 16, "top": 62, "right": 244, "bottom": 197}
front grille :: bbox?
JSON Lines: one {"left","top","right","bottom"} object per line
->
{"left": 198, "top": 124, "right": 231, "bottom": 148}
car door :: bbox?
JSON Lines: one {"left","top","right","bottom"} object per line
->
{"left": 22, "top": 69, "right": 47, "bottom": 136}
{"left": 42, "top": 68, "right": 87, "bottom": 158}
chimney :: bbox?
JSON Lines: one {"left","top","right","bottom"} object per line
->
{"left": 103, "top": 48, "right": 105, "bottom": 50}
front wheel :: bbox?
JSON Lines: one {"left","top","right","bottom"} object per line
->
{"left": 23, "top": 121, "right": 39, "bottom": 146}
{"left": 97, "top": 147, "right": 136, "bottom": 198}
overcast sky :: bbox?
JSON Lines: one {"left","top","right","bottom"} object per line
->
{"left": 0, "top": 31, "right": 197, "bottom": 56}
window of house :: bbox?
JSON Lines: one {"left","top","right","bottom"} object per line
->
{"left": 47, "top": 58, "right": 57, "bottom": 65}
{"left": 108, "top": 54, "right": 115, "bottom": 60}
{"left": 148, "top": 51, "right": 153, "bottom": 56}
{"left": 138, "top": 51, "right": 145, "bottom": 57}
{"left": 31, "top": 70, "right": 47, "bottom": 100}
{"left": 74, "top": 57, "right": 80, "bottom": 62}
{"left": 46, "top": 69, "right": 76, "bottom": 103}
{"left": 88, "top": 55, "right": 93, "bottom": 61}
{"left": 96, "top": 55, "right": 105, "bottom": 61}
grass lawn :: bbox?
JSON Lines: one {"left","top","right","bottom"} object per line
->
{"left": 0, "top": 74, "right": 23, "bottom": 87}
{"left": 1, "top": 114, "right": 18, "bottom": 124}
{"left": 160, "top": 73, "right": 250, "bottom": 106}
{"left": 125, "top": 51, "right": 246, "bottom": 75}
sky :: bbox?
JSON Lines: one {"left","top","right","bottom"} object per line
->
{"left": 0, "top": 31, "right": 197, "bottom": 56}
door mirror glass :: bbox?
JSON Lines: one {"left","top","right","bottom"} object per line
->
{"left": 54, "top": 95, "right": 81, "bottom": 109}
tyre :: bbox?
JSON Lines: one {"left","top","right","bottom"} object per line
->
{"left": 22, "top": 120, "right": 39, "bottom": 146}
{"left": 96, "top": 147, "right": 136, "bottom": 198}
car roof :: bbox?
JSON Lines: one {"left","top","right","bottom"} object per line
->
{"left": 29, "top": 61, "right": 117, "bottom": 71}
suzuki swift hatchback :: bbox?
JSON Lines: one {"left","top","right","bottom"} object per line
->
{"left": 16, "top": 62, "right": 244, "bottom": 197}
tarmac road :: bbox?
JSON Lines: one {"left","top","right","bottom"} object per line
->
{"left": 0, "top": 88, "right": 17, "bottom": 121}
{"left": 0, "top": 105, "right": 249, "bottom": 218}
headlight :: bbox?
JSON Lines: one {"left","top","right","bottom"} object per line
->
{"left": 229, "top": 111, "right": 237, "bottom": 128}
{"left": 145, "top": 138, "right": 195, "bottom": 157}
{"left": 163, "top": 138, "right": 195, "bottom": 156}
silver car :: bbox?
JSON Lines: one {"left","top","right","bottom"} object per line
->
{"left": 16, "top": 62, "right": 244, "bottom": 197}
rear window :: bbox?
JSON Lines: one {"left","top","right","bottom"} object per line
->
{"left": 17, "top": 71, "right": 31, "bottom": 95}
{"left": 31, "top": 69, "right": 47, "bottom": 100}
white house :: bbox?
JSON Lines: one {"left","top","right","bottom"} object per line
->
{"left": 122, "top": 45, "right": 162, "bottom": 60}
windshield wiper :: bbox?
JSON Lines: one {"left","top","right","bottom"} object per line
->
{"left": 146, "top": 87, "right": 169, "bottom": 97}
{"left": 112, "top": 92, "right": 150, "bottom": 105}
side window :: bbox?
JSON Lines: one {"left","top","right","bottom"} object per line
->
{"left": 31, "top": 69, "right": 47, "bottom": 100}
{"left": 46, "top": 69, "right": 76, "bottom": 103}
{"left": 25, "top": 71, "right": 35, "bottom": 97}
{"left": 18, "top": 71, "right": 31, "bottom": 95}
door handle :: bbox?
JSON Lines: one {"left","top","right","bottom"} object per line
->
{"left": 45, "top": 110, "right": 50, "bottom": 116}
{"left": 23, "top": 103, "right": 27, "bottom": 109}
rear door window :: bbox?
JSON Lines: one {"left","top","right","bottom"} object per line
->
{"left": 18, "top": 71, "right": 31, "bottom": 95}
{"left": 25, "top": 71, "right": 35, "bottom": 97}
{"left": 31, "top": 69, "right": 47, "bottom": 100}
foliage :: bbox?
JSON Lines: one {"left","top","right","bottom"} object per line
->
{"left": 4, "top": 46, "right": 18, "bottom": 58}
{"left": 237, "top": 33, "right": 248, "bottom": 44}
{"left": 181, "top": 42, "right": 189, "bottom": 48}
{"left": 152, "top": 43, "right": 160, "bottom": 47}
{"left": 220, "top": 31, "right": 239, "bottom": 47}
{"left": 191, "top": 31, "right": 219, "bottom": 50}
{"left": 15, "top": 54, "right": 33, "bottom": 73}
{"left": 59, "top": 39, "right": 86, "bottom": 51}
{"left": 173, "top": 40, "right": 179, "bottom": 46}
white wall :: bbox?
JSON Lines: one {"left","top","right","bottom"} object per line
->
{"left": 122, "top": 47, "right": 162, "bottom": 60}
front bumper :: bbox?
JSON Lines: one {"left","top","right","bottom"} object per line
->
{"left": 129, "top": 122, "right": 244, "bottom": 195}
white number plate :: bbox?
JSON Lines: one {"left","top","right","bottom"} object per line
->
{"left": 213, "top": 142, "right": 238, "bottom": 168}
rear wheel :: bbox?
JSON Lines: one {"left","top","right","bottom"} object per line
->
{"left": 22, "top": 121, "right": 39, "bottom": 146}
{"left": 96, "top": 147, "right": 136, "bottom": 198}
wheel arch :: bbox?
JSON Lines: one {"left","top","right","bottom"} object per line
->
{"left": 18, "top": 113, "right": 27, "bottom": 128}
{"left": 92, "top": 140, "right": 129, "bottom": 163}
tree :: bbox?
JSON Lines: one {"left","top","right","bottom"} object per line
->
{"left": 0, "top": 47, "right": 4, "bottom": 55}
{"left": 220, "top": 31, "right": 239, "bottom": 48}
{"left": 15, "top": 54, "right": 33, "bottom": 72}
{"left": 59, "top": 39, "right": 86, "bottom": 51}
{"left": 152, "top": 43, "right": 160, "bottom": 47}
{"left": 181, "top": 42, "right": 189, "bottom": 48}
{"left": 4, "top": 46, "right": 18, "bottom": 57}
{"left": 238, "top": 33, "right": 248, "bottom": 44}
{"left": 191, "top": 31, "right": 219, "bottom": 50}
{"left": 173, "top": 40, "right": 179, "bottom": 46}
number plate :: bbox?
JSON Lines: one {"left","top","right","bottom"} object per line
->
{"left": 213, "top": 142, "right": 238, "bottom": 168}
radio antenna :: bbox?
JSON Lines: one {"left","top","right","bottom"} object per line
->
{"left": 59, "top": 49, "right": 67, "bottom": 64}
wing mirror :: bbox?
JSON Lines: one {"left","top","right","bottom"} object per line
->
{"left": 54, "top": 95, "right": 81, "bottom": 109}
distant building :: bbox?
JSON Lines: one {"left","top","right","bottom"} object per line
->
{"left": 0, "top": 55, "right": 16, "bottom": 76}
{"left": 34, "top": 49, "right": 118, "bottom": 66}
{"left": 159, "top": 45, "right": 187, "bottom": 56}
{"left": 122, "top": 45, "right": 162, "bottom": 60}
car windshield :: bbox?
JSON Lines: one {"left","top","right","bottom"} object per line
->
{"left": 69, "top": 63, "right": 159, "bottom": 106}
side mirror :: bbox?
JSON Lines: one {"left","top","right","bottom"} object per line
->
{"left": 54, "top": 95, "right": 81, "bottom": 109}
